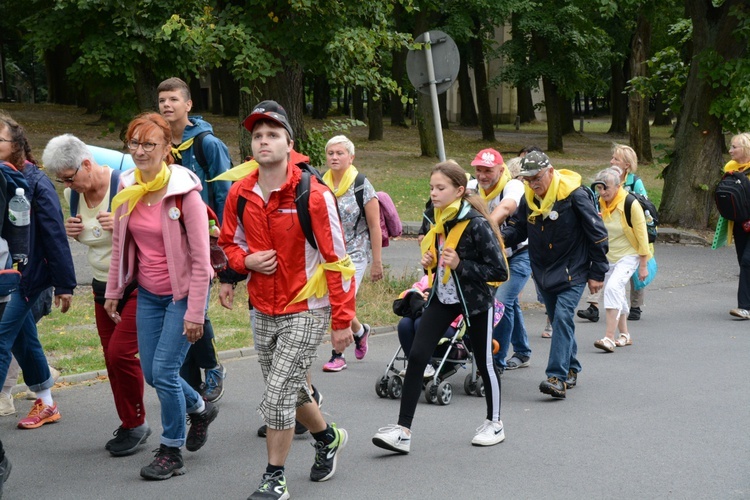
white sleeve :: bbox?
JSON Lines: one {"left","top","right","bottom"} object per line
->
{"left": 502, "top": 179, "right": 525, "bottom": 205}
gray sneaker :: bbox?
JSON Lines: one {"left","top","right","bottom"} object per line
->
{"left": 202, "top": 364, "right": 227, "bottom": 403}
{"left": 107, "top": 424, "right": 152, "bottom": 457}
{"left": 248, "top": 470, "right": 289, "bottom": 500}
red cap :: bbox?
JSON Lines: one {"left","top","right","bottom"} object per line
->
{"left": 471, "top": 148, "right": 504, "bottom": 168}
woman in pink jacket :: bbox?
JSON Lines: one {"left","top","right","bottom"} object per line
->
{"left": 104, "top": 113, "right": 216, "bottom": 481}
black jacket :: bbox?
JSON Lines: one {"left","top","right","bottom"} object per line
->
{"left": 502, "top": 186, "right": 608, "bottom": 294}
{"left": 423, "top": 202, "right": 508, "bottom": 319}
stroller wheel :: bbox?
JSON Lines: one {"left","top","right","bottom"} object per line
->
{"left": 424, "top": 380, "right": 438, "bottom": 404}
{"left": 387, "top": 375, "right": 403, "bottom": 399}
{"left": 437, "top": 381, "right": 453, "bottom": 405}
{"left": 375, "top": 376, "right": 389, "bottom": 398}
{"left": 464, "top": 374, "right": 477, "bottom": 395}
{"left": 475, "top": 378, "right": 485, "bottom": 398}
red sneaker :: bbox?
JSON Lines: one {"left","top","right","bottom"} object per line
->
{"left": 17, "top": 399, "right": 61, "bottom": 429}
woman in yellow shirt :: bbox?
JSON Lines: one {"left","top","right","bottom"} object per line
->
{"left": 591, "top": 167, "right": 651, "bottom": 352}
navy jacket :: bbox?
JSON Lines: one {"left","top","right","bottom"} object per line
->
{"left": 502, "top": 187, "right": 608, "bottom": 294}
{"left": 19, "top": 162, "right": 76, "bottom": 299}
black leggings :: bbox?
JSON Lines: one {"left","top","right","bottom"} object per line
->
{"left": 180, "top": 318, "right": 219, "bottom": 390}
{"left": 398, "top": 297, "right": 502, "bottom": 429}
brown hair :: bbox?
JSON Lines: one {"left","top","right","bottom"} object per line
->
{"left": 431, "top": 160, "right": 504, "bottom": 248}
{"left": 157, "top": 77, "right": 191, "bottom": 101}
{"left": 125, "top": 113, "right": 174, "bottom": 165}
{"left": 0, "top": 113, "right": 36, "bottom": 169}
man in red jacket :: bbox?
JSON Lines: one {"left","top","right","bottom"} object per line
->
{"left": 219, "top": 100, "right": 355, "bottom": 500}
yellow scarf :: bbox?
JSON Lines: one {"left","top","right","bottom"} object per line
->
{"left": 286, "top": 254, "right": 356, "bottom": 309}
{"left": 524, "top": 169, "right": 581, "bottom": 221}
{"left": 722, "top": 160, "right": 750, "bottom": 243}
{"left": 480, "top": 166, "right": 511, "bottom": 204}
{"left": 323, "top": 165, "right": 358, "bottom": 198}
{"left": 420, "top": 199, "right": 463, "bottom": 285}
{"left": 171, "top": 138, "right": 195, "bottom": 161}
{"left": 599, "top": 187, "right": 627, "bottom": 221}
{"left": 209, "top": 159, "right": 258, "bottom": 182}
{"left": 111, "top": 163, "right": 171, "bottom": 218}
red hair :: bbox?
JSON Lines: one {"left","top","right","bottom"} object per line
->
{"left": 125, "top": 113, "right": 174, "bottom": 165}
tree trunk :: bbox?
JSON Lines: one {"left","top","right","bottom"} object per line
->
{"left": 470, "top": 18, "right": 496, "bottom": 142}
{"left": 541, "top": 76, "right": 564, "bottom": 152}
{"left": 560, "top": 98, "right": 574, "bottom": 135}
{"left": 210, "top": 70, "right": 222, "bottom": 114}
{"left": 390, "top": 47, "right": 408, "bottom": 126}
{"left": 629, "top": 14, "right": 653, "bottom": 162}
{"left": 458, "top": 46, "right": 479, "bottom": 126}
{"left": 352, "top": 86, "right": 365, "bottom": 121}
{"left": 218, "top": 66, "right": 240, "bottom": 116}
{"left": 652, "top": 91, "right": 672, "bottom": 126}
{"left": 312, "top": 74, "right": 330, "bottom": 119}
{"left": 608, "top": 59, "right": 628, "bottom": 134}
{"left": 368, "top": 94, "right": 384, "bottom": 141}
{"left": 44, "top": 47, "right": 77, "bottom": 105}
{"left": 188, "top": 77, "right": 203, "bottom": 112}
{"left": 343, "top": 86, "right": 350, "bottom": 116}
{"left": 660, "top": 0, "right": 744, "bottom": 229}
{"left": 517, "top": 84, "right": 536, "bottom": 123}
{"left": 438, "top": 93, "right": 448, "bottom": 130}
{"left": 416, "top": 92, "right": 438, "bottom": 157}
{"left": 133, "top": 66, "right": 158, "bottom": 112}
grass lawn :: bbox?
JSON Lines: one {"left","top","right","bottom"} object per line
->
{"left": 1, "top": 102, "right": 673, "bottom": 377}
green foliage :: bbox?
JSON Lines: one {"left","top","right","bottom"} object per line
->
{"left": 629, "top": 45, "right": 690, "bottom": 116}
{"left": 296, "top": 119, "right": 366, "bottom": 168}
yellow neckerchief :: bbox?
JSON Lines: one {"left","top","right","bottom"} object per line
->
{"left": 111, "top": 163, "right": 171, "bottom": 218}
{"left": 722, "top": 160, "right": 750, "bottom": 244}
{"left": 209, "top": 159, "right": 258, "bottom": 182}
{"left": 323, "top": 165, "right": 358, "bottom": 198}
{"left": 524, "top": 169, "right": 582, "bottom": 221}
{"left": 479, "top": 166, "right": 511, "bottom": 203}
{"left": 420, "top": 199, "right": 462, "bottom": 285}
{"left": 171, "top": 138, "right": 195, "bottom": 161}
{"left": 599, "top": 186, "right": 628, "bottom": 221}
{"left": 285, "top": 254, "right": 356, "bottom": 309}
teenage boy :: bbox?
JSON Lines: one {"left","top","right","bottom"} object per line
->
{"left": 157, "top": 77, "right": 231, "bottom": 403}
{"left": 219, "top": 100, "right": 354, "bottom": 500}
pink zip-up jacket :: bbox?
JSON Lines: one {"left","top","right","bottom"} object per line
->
{"left": 105, "top": 164, "right": 211, "bottom": 324}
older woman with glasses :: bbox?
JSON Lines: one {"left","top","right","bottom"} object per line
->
{"left": 590, "top": 167, "right": 651, "bottom": 352}
{"left": 0, "top": 113, "right": 76, "bottom": 429}
{"left": 104, "top": 113, "right": 216, "bottom": 480}
{"left": 42, "top": 134, "right": 150, "bottom": 456}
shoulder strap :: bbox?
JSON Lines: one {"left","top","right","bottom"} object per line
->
{"left": 70, "top": 190, "right": 79, "bottom": 217}
{"left": 353, "top": 172, "right": 367, "bottom": 235}
{"left": 295, "top": 170, "right": 317, "bottom": 250}
{"left": 71, "top": 168, "right": 123, "bottom": 216}
{"left": 624, "top": 193, "right": 635, "bottom": 228}
{"left": 192, "top": 131, "right": 212, "bottom": 175}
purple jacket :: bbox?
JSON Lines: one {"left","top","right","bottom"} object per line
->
{"left": 105, "top": 164, "right": 211, "bottom": 324}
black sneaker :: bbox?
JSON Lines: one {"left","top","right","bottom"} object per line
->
{"left": 627, "top": 306, "right": 641, "bottom": 321}
{"left": 577, "top": 304, "right": 599, "bottom": 322}
{"left": 0, "top": 454, "right": 12, "bottom": 495}
{"left": 248, "top": 470, "right": 289, "bottom": 500}
{"left": 258, "top": 385, "right": 323, "bottom": 438}
{"left": 566, "top": 369, "right": 577, "bottom": 389}
{"left": 107, "top": 425, "right": 152, "bottom": 457}
{"left": 186, "top": 400, "right": 219, "bottom": 452}
{"left": 140, "top": 444, "right": 185, "bottom": 480}
{"left": 309, "top": 423, "right": 348, "bottom": 482}
{"left": 202, "top": 364, "right": 227, "bottom": 403}
{"left": 539, "top": 377, "right": 566, "bottom": 398}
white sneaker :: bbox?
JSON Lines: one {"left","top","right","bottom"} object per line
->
{"left": 372, "top": 424, "right": 411, "bottom": 454}
{"left": 423, "top": 364, "right": 436, "bottom": 379}
{"left": 0, "top": 393, "right": 15, "bottom": 416}
{"left": 471, "top": 419, "right": 505, "bottom": 446}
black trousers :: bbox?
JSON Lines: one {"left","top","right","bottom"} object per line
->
{"left": 734, "top": 225, "right": 750, "bottom": 310}
{"left": 180, "top": 318, "right": 219, "bottom": 390}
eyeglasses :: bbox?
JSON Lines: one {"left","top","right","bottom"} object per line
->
{"left": 55, "top": 166, "right": 80, "bottom": 184}
{"left": 126, "top": 140, "right": 161, "bottom": 152}
{"left": 523, "top": 168, "right": 548, "bottom": 184}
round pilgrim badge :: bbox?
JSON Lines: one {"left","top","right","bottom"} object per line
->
{"left": 169, "top": 206, "right": 181, "bottom": 220}
{"left": 92, "top": 226, "right": 102, "bottom": 238}
{"left": 549, "top": 210, "right": 559, "bottom": 220}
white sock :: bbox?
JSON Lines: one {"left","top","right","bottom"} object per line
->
{"left": 354, "top": 326, "right": 364, "bottom": 338}
{"left": 193, "top": 399, "right": 206, "bottom": 414}
{"left": 36, "top": 389, "right": 53, "bottom": 406}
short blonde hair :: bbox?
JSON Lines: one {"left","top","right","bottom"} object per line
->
{"left": 325, "top": 135, "right": 355, "bottom": 156}
{"left": 731, "top": 133, "right": 750, "bottom": 161}
{"left": 612, "top": 143, "right": 638, "bottom": 173}
{"left": 505, "top": 157, "right": 523, "bottom": 178}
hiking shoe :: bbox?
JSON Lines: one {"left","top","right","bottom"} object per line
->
{"left": 577, "top": 304, "right": 599, "bottom": 322}
{"left": 258, "top": 385, "right": 322, "bottom": 438}
{"left": 322, "top": 352, "right": 347, "bottom": 372}
{"left": 140, "top": 444, "right": 185, "bottom": 480}
{"left": 354, "top": 324, "right": 371, "bottom": 360}
{"left": 107, "top": 424, "right": 152, "bottom": 457}
{"left": 539, "top": 377, "right": 566, "bottom": 398}
{"left": 186, "top": 400, "right": 219, "bottom": 452}
{"left": 0, "top": 393, "right": 15, "bottom": 416}
{"left": 372, "top": 424, "right": 411, "bottom": 454}
{"left": 310, "top": 423, "right": 348, "bottom": 482}
{"left": 0, "top": 454, "right": 11, "bottom": 498}
{"left": 202, "top": 364, "right": 227, "bottom": 403}
{"left": 730, "top": 308, "right": 750, "bottom": 320}
{"left": 248, "top": 470, "right": 289, "bottom": 500}
{"left": 17, "top": 399, "right": 60, "bottom": 429}
{"left": 471, "top": 419, "right": 505, "bottom": 446}
{"left": 505, "top": 354, "right": 530, "bottom": 370}
{"left": 628, "top": 306, "right": 642, "bottom": 321}
{"left": 566, "top": 369, "right": 577, "bottom": 389}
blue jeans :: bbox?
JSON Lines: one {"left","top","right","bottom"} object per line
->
{"left": 539, "top": 283, "right": 585, "bottom": 382}
{"left": 493, "top": 250, "right": 532, "bottom": 368}
{"left": 137, "top": 287, "right": 202, "bottom": 448}
{"left": 0, "top": 290, "right": 53, "bottom": 391}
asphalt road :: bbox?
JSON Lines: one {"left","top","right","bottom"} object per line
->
{"left": 1, "top": 240, "right": 748, "bottom": 499}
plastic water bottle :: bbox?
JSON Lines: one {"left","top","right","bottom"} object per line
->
{"left": 7, "top": 187, "right": 30, "bottom": 263}
{"left": 209, "top": 220, "right": 227, "bottom": 272}
{"left": 644, "top": 210, "right": 654, "bottom": 225}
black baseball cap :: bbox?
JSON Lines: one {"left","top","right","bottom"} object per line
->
{"left": 242, "top": 100, "right": 294, "bottom": 140}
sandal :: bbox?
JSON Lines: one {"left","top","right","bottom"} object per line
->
{"left": 616, "top": 333, "right": 632, "bottom": 347}
{"left": 541, "top": 320, "right": 552, "bottom": 338}
{"left": 594, "top": 337, "right": 616, "bottom": 353}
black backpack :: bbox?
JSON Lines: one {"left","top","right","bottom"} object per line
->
{"left": 236, "top": 162, "right": 334, "bottom": 250}
{"left": 715, "top": 170, "right": 750, "bottom": 221}
{"left": 624, "top": 193, "right": 659, "bottom": 243}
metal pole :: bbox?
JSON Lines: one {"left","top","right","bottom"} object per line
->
{"left": 424, "top": 32, "right": 446, "bottom": 161}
